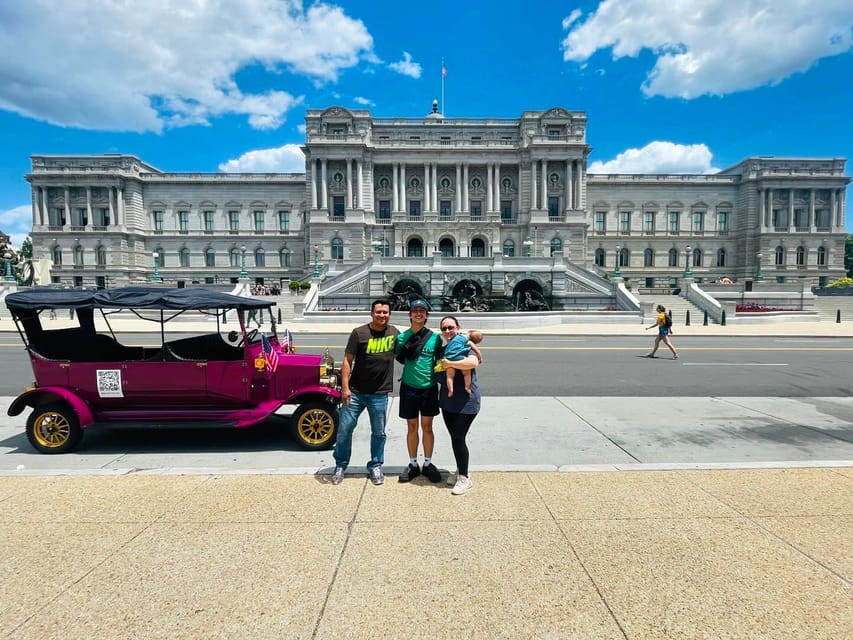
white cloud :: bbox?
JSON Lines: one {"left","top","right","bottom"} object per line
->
{"left": 1, "top": 205, "right": 33, "bottom": 247}
{"left": 218, "top": 144, "right": 305, "bottom": 173}
{"left": 562, "top": 1, "right": 853, "bottom": 98}
{"left": 0, "top": 0, "right": 374, "bottom": 133}
{"left": 353, "top": 96, "right": 374, "bottom": 106}
{"left": 588, "top": 141, "right": 719, "bottom": 174}
{"left": 389, "top": 52, "right": 422, "bottom": 79}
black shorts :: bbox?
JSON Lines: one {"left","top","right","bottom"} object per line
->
{"left": 398, "top": 383, "right": 440, "bottom": 419}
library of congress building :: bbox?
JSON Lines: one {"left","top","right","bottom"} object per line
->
{"left": 24, "top": 104, "right": 850, "bottom": 291}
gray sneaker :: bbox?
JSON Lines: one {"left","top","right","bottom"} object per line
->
{"left": 369, "top": 466, "right": 384, "bottom": 485}
{"left": 331, "top": 467, "right": 344, "bottom": 485}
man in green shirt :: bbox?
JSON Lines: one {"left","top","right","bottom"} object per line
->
{"left": 395, "top": 299, "right": 443, "bottom": 483}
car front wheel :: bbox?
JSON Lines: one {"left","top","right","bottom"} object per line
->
{"left": 26, "top": 403, "right": 83, "bottom": 454}
{"left": 291, "top": 402, "right": 338, "bottom": 450}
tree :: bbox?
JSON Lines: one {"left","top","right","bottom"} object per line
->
{"left": 846, "top": 235, "right": 853, "bottom": 277}
{"left": 20, "top": 237, "right": 33, "bottom": 260}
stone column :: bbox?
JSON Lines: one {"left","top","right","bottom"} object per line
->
{"left": 400, "top": 164, "right": 407, "bottom": 214}
{"left": 320, "top": 160, "right": 328, "bottom": 210}
{"left": 788, "top": 188, "right": 794, "bottom": 232}
{"left": 540, "top": 160, "right": 547, "bottom": 212}
{"left": 356, "top": 159, "right": 363, "bottom": 210}
{"left": 767, "top": 188, "right": 774, "bottom": 227}
{"left": 758, "top": 188, "right": 765, "bottom": 230}
{"left": 809, "top": 189, "right": 816, "bottom": 232}
{"left": 108, "top": 187, "right": 115, "bottom": 227}
{"left": 41, "top": 186, "right": 48, "bottom": 226}
{"left": 432, "top": 163, "right": 438, "bottom": 213}
{"left": 392, "top": 163, "right": 399, "bottom": 212}
{"left": 346, "top": 158, "right": 353, "bottom": 209}
{"left": 455, "top": 163, "right": 462, "bottom": 213}
{"left": 462, "top": 164, "right": 469, "bottom": 213}
{"left": 310, "top": 160, "right": 318, "bottom": 209}
{"left": 494, "top": 162, "right": 501, "bottom": 211}
{"left": 64, "top": 186, "right": 71, "bottom": 228}
{"left": 117, "top": 185, "right": 124, "bottom": 227}
{"left": 566, "top": 160, "right": 573, "bottom": 212}
{"left": 86, "top": 186, "right": 92, "bottom": 229}
{"left": 423, "top": 162, "right": 430, "bottom": 212}
{"left": 530, "top": 159, "right": 537, "bottom": 211}
{"left": 486, "top": 163, "right": 493, "bottom": 214}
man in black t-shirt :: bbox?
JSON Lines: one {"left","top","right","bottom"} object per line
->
{"left": 332, "top": 299, "right": 399, "bottom": 486}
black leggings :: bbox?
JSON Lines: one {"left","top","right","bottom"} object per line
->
{"left": 441, "top": 410, "right": 477, "bottom": 476}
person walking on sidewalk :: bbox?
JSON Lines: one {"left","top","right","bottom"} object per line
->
{"left": 645, "top": 304, "right": 678, "bottom": 359}
{"left": 435, "top": 315, "right": 482, "bottom": 495}
{"left": 395, "top": 299, "right": 444, "bottom": 484}
{"left": 331, "top": 299, "right": 399, "bottom": 486}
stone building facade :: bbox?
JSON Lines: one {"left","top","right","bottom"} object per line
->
{"left": 23, "top": 105, "right": 850, "bottom": 290}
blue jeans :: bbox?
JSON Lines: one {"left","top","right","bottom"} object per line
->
{"left": 333, "top": 392, "right": 388, "bottom": 470}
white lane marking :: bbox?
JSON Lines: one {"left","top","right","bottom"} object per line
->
{"left": 772, "top": 339, "right": 840, "bottom": 343}
{"left": 681, "top": 363, "right": 789, "bottom": 366}
{"left": 519, "top": 338, "right": 586, "bottom": 342}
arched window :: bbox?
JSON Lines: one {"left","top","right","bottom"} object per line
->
{"left": 817, "top": 246, "right": 827, "bottom": 266}
{"left": 550, "top": 237, "right": 562, "bottom": 256}
{"left": 717, "top": 248, "right": 726, "bottom": 267}
{"left": 796, "top": 246, "right": 806, "bottom": 266}
{"left": 52, "top": 246, "right": 62, "bottom": 265}
{"left": 279, "top": 248, "right": 291, "bottom": 267}
{"left": 230, "top": 248, "right": 240, "bottom": 267}
{"left": 254, "top": 248, "right": 265, "bottom": 267}
{"left": 618, "top": 247, "right": 629, "bottom": 268}
{"left": 407, "top": 238, "right": 423, "bottom": 257}
{"left": 594, "top": 248, "right": 605, "bottom": 267}
{"left": 775, "top": 245, "right": 785, "bottom": 265}
{"left": 668, "top": 248, "right": 679, "bottom": 267}
{"left": 439, "top": 238, "right": 454, "bottom": 257}
{"left": 96, "top": 246, "right": 107, "bottom": 266}
{"left": 692, "top": 247, "right": 702, "bottom": 267}
{"left": 179, "top": 248, "right": 190, "bottom": 268}
{"left": 331, "top": 237, "right": 344, "bottom": 260}
{"left": 73, "top": 245, "right": 84, "bottom": 266}
{"left": 205, "top": 248, "right": 216, "bottom": 267}
{"left": 643, "top": 248, "right": 654, "bottom": 267}
{"left": 470, "top": 238, "right": 486, "bottom": 257}
{"left": 503, "top": 240, "right": 515, "bottom": 257}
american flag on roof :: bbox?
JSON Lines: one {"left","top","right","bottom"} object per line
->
{"left": 261, "top": 334, "right": 279, "bottom": 372}
{"left": 280, "top": 328, "right": 292, "bottom": 353}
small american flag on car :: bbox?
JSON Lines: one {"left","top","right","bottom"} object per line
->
{"left": 280, "top": 328, "right": 292, "bottom": 353}
{"left": 261, "top": 334, "right": 279, "bottom": 372}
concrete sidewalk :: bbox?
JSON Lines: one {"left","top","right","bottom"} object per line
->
{"left": 1, "top": 468, "right": 850, "bottom": 639}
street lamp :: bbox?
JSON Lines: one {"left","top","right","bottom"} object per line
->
{"left": 522, "top": 237, "right": 533, "bottom": 257}
{"left": 239, "top": 244, "right": 248, "bottom": 278}
{"left": 683, "top": 244, "right": 693, "bottom": 278}
{"left": 755, "top": 252, "right": 764, "bottom": 281}
{"left": 151, "top": 251, "right": 162, "bottom": 282}
{"left": 613, "top": 244, "right": 622, "bottom": 278}
{"left": 3, "top": 251, "right": 14, "bottom": 282}
{"left": 312, "top": 244, "right": 320, "bottom": 277}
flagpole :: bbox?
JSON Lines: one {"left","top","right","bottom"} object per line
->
{"left": 441, "top": 58, "right": 445, "bottom": 116}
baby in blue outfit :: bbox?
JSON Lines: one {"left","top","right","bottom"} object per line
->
{"left": 437, "top": 329, "right": 483, "bottom": 397}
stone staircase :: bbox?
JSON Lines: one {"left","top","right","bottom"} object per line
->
{"left": 633, "top": 290, "right": 708, "bottom": 325}
{"left": 814, "top": 296, "right": 853, "bottom": 322}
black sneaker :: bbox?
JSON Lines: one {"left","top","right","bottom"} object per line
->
{"left": 398, "top": 463, "right": 421, "bottom": 483}
{"left": 422, "top": 462, "right": 442, "bottom": 483}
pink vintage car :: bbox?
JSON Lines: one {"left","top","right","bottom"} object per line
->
{"left": 5, "top": 287, "right": 341, "bottom": 453}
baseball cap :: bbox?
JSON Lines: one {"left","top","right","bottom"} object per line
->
{"left": 409, "top": 299, "right": 430, "bottom": 311}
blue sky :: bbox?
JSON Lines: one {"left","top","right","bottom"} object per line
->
{"left": 2, "top": 0, "right": 852, "bottom": 246}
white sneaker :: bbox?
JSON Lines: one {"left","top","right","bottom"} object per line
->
{"left": 446, "top": 472, "right": 457, "bottom": 486}
{"left": 451, "top": 475, "right": 472, "bottom": 495}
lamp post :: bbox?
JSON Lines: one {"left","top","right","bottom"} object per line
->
{"left": 312, "top": 244, "right": 320, "bottom": 277}
{"left": 683, "top": 244, "right": 693, "bottom": 278}
{"left": 151, "top": 251, "right": 162, "bottom": 282}
{"left": 3, "top": 251, "right": 14, "bottom": 282}
{"left": 755, "top": 252, "right": 764, "bottom": 281}
{"left": 239, "top": 244, "right": 248, "bottom": 278}
{"left": 613, "top": 244, "right": 622, "bottom": 278}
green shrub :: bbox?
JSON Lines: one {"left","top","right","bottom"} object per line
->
{"left": 299, "top": 280, "right": 311, "bottom": 290}
{"left": 827, "top": 277, "right": 853, "bottom": 288}
{"left": 288, "top": 280, "right": 299, "bottom": 291}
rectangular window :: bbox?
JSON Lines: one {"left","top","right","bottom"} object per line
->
{"left": 278, "top": 210, "right": 290, "bottom": 233}
{"left": 153, "top": 210, "right": 163, "bottom": 232}
{"left": 439, "top": 200, "right": 452, "bottom": 218}
{"left": 668, "top": 211, "right": 680, "bottom": 233}
{"left": 205, "top": 251, "right": 215, "bottom": 267}
{"left": 815, "top": 208, "right": 830, "bottom": 229}
{"left": 53, "top": 207, "right": 66, "bottom": 227}
{"left": 470, "top": 200, "right": 481, "bottom": 218}
{"left": 794, "top": 208, "right": 808, "bottom": 229}
{"left": 378, "top": 200, "right": 391, "bottom": 220}
{"left": 98, "top": 208, "right": 110, "bottom": 227}
{"left": 180, "top": 251, "right": 190, "bottom": 268}
{"left": 547, "top": 128, "right": 560, "bottom": 139}
{"left": 255, "top": 252, "right": 266, "bottom": 267}
{"left": 75, "top": 207, "right": 88, "bottom": 227}
{"left": 178, "top": 210, "right": 189, "bottom": 233}
{"left": 228, "top": 210, "right": 240, "bottom": 233}
{"left": 332, "top": 197, "right": 345, "bottom": 218}
{"left": 548, "top": 196, "right": 560, "bottom": 217}
{"left": 619, "top": 211, "right": 630, "bottom": 233}
{"left": 643, "top": 212, "right": 655, "bottom": 233}
{"left": 203, "top": 210, "right": 215, "bottom": 233}
{"left": 692, "top": 211, "right": 705, "bottom": 233}
{"left": 501, "top": 200, "right": 513, "bottom": 221}
{"left": 409, "top": 135, "right": 420, "bottom": 141}
{"left": 717, "top": 211, "right": 729, "bottom": 234}
{"left": 440, "top": 136, "right": 451, "bottom": 146}
{"left": 594, "top": 211, "right": 606, "bottom": 233}
{"left": 253, "top": 210, "right": 265, "bottom": 232}
{"left": 409, "top": 200, "right": 421, "bottom": 217}
{"left": 471, "top": 136, "right": 482, "bottom": 144}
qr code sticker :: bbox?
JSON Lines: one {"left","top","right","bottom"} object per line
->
{"left": 96, "top": 369, "right": 123, "bottom": 398}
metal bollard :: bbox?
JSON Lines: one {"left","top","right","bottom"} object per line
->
{"left": 703, "top": 310, "right": 708, "bottom": 326}
{"left": 685, "top": 309, "right": 691, "bottom": 326}
{"left": 721, "top": 309, "right": 726, "bottom": 326}
{"left": 278, "top": 308, "right": 282, "bottom": 323}
{"left": 837, "top": 309, "right": 841, "bottom": 323}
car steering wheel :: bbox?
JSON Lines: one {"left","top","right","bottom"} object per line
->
{"left": 232, "top": 328, "right": 258, "bottom": 347}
